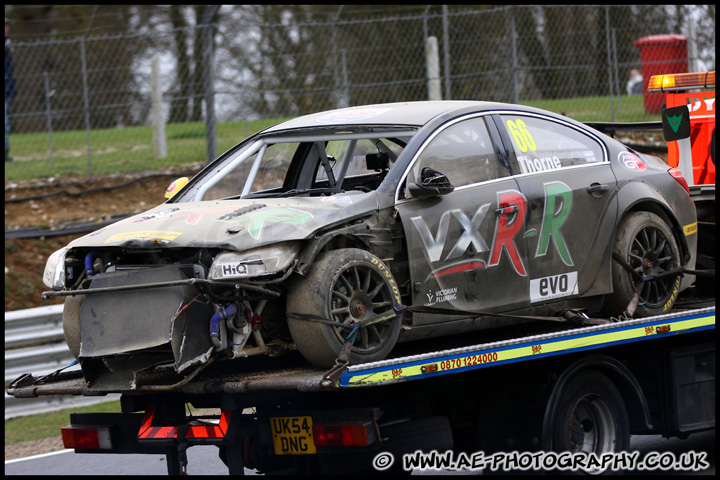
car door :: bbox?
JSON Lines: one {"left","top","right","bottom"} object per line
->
{"left": 395, "top": 114, "right": 531, "bottom": 326}
{"left": 494, "top": 113, "right": 617, "bottom": 306}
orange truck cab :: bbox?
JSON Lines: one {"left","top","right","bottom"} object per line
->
{"left": 648, "top": 71, "right": 715, "bottom": 186}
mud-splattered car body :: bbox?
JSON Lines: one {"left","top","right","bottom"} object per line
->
{"left": 43, "top": 101, "right": 698, "bottom": 389}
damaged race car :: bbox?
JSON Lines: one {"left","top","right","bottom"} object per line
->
{"left": 42, "top": 101, "right": 698, "bottom": 389}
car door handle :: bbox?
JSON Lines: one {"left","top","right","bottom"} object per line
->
{"left": 495, "top": 204, "right": 518, "bottom": 215}
{"left": 587, "top": 183, "right": 610, "bottom": 193}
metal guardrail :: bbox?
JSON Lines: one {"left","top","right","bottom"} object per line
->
{"left": 4, "top": 305, "right": 119, "bottom": 419}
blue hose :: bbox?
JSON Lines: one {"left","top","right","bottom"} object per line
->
{"left": 84, "top": 251, "right": 102, "bottom": 276}
{"left": 209, "top": 303, "right": 238, "bottom": 342}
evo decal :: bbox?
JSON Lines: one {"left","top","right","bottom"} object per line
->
{"left": 530, "top": 271, "right": 579, "bottom": 303}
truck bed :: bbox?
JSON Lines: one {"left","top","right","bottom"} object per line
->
{"left": 8, "top": 305, "right": 714, "bottom": 399}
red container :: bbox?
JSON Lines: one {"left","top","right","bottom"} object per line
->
{"left": 633, "top": 34, "right": 688, "bottom": 113}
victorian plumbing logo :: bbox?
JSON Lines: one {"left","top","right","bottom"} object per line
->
{"left": 425, "top": 287, "right": 458, "bottom": 306}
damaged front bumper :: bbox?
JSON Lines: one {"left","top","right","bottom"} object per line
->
{"left": 45, "top": 264, "right": 285, "bottom": 391}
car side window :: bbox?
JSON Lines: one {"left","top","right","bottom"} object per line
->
{"left": 499, "top": 114, "right": 604, "bottom": 174}
{"left": 407, "top": 116, "right": 505, "bottom": 193}
{"left": 315, "top": 138, "right": 403, "bottom": 189}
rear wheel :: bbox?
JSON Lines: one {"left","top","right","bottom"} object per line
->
{"left": 287, "top": 248, "right": 402, "bottom": 368}
{"left": 549, "top": 371, "right": 630, "bottom": 475}
{"left": 604, "top": 211, "right": 682, "bottom": 317}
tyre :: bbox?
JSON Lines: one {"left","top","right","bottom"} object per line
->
{"left": 287, "top": 248, "right": 402, "bottom": 368}
{"left": 549, "top": 371, "right": 630, "bottom": 475}
{"left": 63, "top": 293, "right": 85, "bottom": 359}
{"left": 604, "top": 211, "right": 682, "bottom": 317}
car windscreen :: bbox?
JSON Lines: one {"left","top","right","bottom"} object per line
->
{"left": 176, "top": 128, "right": 416, "bottom": 202}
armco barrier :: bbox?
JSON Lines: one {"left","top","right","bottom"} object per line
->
{"left": 4, "top": 305, "right": 120, "bottom": 419}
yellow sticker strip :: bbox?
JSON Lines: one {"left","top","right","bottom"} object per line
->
{"left": 105, "top": 230, "right": 183, "bottom": 243}
{"left": 342, "top": 313, "right": 715, "bottom": 387}
{"left": 683, "top": 222, "right": 698, "bottom": 236}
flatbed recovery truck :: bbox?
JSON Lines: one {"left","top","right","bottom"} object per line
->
{"left": 7, "top": 71, "right": 715, "bottom": 475}
{"left": 7, "top": 303, "right": 715, "bottom": 475}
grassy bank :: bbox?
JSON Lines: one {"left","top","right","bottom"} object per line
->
{"left": 5, "top": 95, "right": 657, "bottom": 183}
{"left": 5, "top": 117, "right": 283, "bottom": 182}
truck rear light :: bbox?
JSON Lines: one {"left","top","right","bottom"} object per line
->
{"left": 61, "top": 425, "right": 113, "bottom": 450}
{"left": 312, "top": 422, "right": 375, "bottom": 447}
{"left": 668, "top": 167, "right": 690, "bottom": 194}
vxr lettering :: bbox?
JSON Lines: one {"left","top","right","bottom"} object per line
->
{"left": 411, "top": 190, "right": 528, "bottom": 276}
{"left": 410, "top": 183, "right": 574, "bottom": 277}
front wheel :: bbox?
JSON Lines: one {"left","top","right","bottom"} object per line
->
{"left": 604, "top": 211, "right": 682, "bottom": 317}
{"left": 63, "top": 293, "right": 85, "bottom": 359}
{"left": 287, "top": 248, "right": 402, "bottom": 368}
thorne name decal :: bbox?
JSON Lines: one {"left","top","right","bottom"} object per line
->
{"left": 410, "top": 182, "right": 574, "bottom": 279}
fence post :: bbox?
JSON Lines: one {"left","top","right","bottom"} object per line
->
{"left": 612, "top": 28, "right": 621, "bottom": 111}
{"left": 80, "top": 38, "right": 93, "bottom": 178}
{"left": 201, "top": 6, "right": 220, "bottom": 164}
{"left": 340, "top": 49, "right": 349, "bottom": 108}
{"left": 604, "top": 7, "right": 615, "bottom": 121}
{"left": 332, "top": 6, "right": 344, "bottom": 109}
{"left": 426, "top": 36, "right": 442, "bottom": 101}
{"left": 687, "top": 19, "right": 699, "bottom": 72}
{"left": 442, "top": 5, "right": 451, "bottom": 100}
{"left": 506, "top": 6, "right": 519, "bottom": 104}
{"left": 151, "top": 56, "right": 167, "bottom": 159}
{"left": 43, "top": 72, "right": 55, "bottom": 167}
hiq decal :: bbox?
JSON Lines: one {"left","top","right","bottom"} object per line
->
{"left": 410, "top": 183, "right": 574, "bottom": 279}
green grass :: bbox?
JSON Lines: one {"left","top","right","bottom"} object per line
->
{"left": 525, "top": 94, "right": 659, "bottom": 122}
{"left": 4, "top": 96, "right": 657, "bottom": 183}
{"left": 5, "top": 399, "right": 122, "bottom": 445}
{"left": 5, "top": 117, "right": 284, "bottom": 182}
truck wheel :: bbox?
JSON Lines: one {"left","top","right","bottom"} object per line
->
{"left": 549, "top": 371, "right": 629, "bottom": 474}
{"left": 605, "top": 211, "right": 681, "bottom": 317}
{"left": 287, "top": 248, "right": 402, "bottom": 368}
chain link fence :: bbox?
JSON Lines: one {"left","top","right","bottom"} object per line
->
{"left": 4, "top": 5, "right": 715, "bottom": 182}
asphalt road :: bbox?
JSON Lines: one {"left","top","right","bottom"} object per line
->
{"left": 6, "top": 430, "right": 714, "bottom": 475}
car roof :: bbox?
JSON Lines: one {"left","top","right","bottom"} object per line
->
{"left": 263, "top": 100, "right": 521, "bottom": 132}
